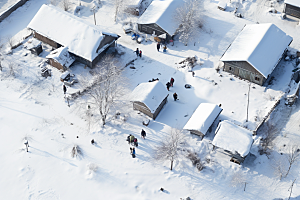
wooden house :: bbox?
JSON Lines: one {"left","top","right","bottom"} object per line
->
{"left": 284, "top": 0, "right": 300, "bottom": 19}
{"left": 46, "top": 47, "right": 75, "bottom": 71}
{"left": 27, "top": 4, "right": 120, "bottom": 68}
{"left": 130, "top": 81, "right": 169, "bottom": 120}
{"left": 137, "top": 0, "right": 183, "bottom": 42}
{"left": 212, "top": 120, "right": 254, "bottom": 164}
{"left": 183, "top": 103, "right": 222, "bottom": 139}
{"left": 220, "top": 23, "right": 292, "bottom": 86}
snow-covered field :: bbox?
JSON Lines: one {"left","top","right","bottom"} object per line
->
{"left": 1, "top": 0, "right": 300, "bottom": 199}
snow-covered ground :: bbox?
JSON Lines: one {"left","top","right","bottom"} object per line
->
{"left": 1, "top": 0, "right": 300, "bottom": 199}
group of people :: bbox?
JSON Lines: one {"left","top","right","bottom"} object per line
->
{"left": 157, "top": 43, "right": 167, "bottom": 52}
{"left": 134, "top": 48, "right": 142, "bottom": 58}
{"left": 126, "top": 129, "right": 147, "bottom": 158}
{"left": 166, "top": 78, "right": 178, "bottom": 101}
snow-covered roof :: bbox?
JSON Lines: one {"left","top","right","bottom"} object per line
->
{"left": 46, "top": 47, "right": 75, "bottom": 68}
{"left": 137, "top": 0, "right": 184, "bottom": 36}
{"left": 128, "top": 0, "right": 143, "bottom": 7}
{"left": 60, "top": 71, "right": 70, "bottom": 80}
{"left": 220, "top": 23, "right": 292, "bottom": 78}
{"left": 130, "top": 81, "right": 168, "bottom": 113}
{"left": 285, "top": 0, "right": 300, "bottom": 7}
{"left": 212, "top": 120, "right": 253, "bottom": 157}
{"left": 218, "top": 1, "right": 227, "bottom": 9}
{"left": 28, "top": 4, "right": 119, "bottom": 62}
{"left": 183, "top": 103, "right": 222, "bottom": 135}
{"left": 24, "top": 38, "right": 41, "bottom": 50}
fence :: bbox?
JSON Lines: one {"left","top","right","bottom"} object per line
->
{"left": 0, "top": 0, "right": 29, "bottom": 23}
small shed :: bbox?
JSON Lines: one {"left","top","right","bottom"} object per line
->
{"left": 130, "top": 81, "right": 169, "bottom": 119}
{"left": 137, "top": 0, "right": 183, "bottom": 42}
{"left": 183, "top": 103, "right": 223, "bottom": 139}
{"left": 220, "top": 23, "right": 292, "bottom": 86}
{"left": 284, "top": 0, "right": 300, "bottom": 19}
{"left": 24, "top": 38, "right": 43, "bottom": 56}
{"left": 46, "top": 47, "right": 75, "bottom": 71}
{"left": 212, "top": 120, "right": 254, "bottom": 164}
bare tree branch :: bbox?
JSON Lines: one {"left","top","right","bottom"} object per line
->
{"left": 285, "top": 145, "right": 300, "bottom": 178}
{"left": 153, "top": 128, "right": 186, "bottom": 170}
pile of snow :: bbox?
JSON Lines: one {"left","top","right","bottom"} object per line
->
{"left": 130, "top": 81, "right": 168, "bottom": 112}
{"left": 183, "top": 103, "right": 222, "bottom": 135}
{"left": 220, "top": 23, "right": 293, "bottom": 78}
{"left": 217, "top": 1, "right": 227, "bottom": 10}
{"left": 27, "top": 4, "right": 118, "bottom": 62}
{"left": 23, "top": 38, "right": 41, "bottom": 50}
{"left": 213, "top": 120, "right": 253, "bottom": 157}
{"left": 137, "top": 0, "right": 184, "bottom": 36}
{"left": 46, "top": 47, "right": 75, "bottom": 68}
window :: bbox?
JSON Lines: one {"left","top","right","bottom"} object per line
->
{"left": 229, "top": 67, "right": 233, "bottom": 71}
{"left": 142, "top": 26, "right": 147, "bottom": 31}
{"left": 255, "top": 76, "right": 260, "bottom": 81}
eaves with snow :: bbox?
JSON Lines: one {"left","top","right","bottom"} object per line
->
{"left": 220, "top": 23, "right": 293, "bottom": 78}
{"left": 285, "top": 0, "right": 300, "bottom": 8}
{"left": 130, "top": 81, "right": 169, "bottom": 113}
{"left": 213, "top": 120, "right": 254, "bottom": 157}
{"left": 137, "top": 0, "right": 184, "bottom": 36}
{"left": 27, "top": 4, "right": 119, "bottom": 62}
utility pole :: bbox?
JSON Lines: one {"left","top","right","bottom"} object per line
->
{"left": 92, "top": 6, "right": 96, "bottom": 25}
{"left": 246, "top": 83, "right": 250, "bottom": 122}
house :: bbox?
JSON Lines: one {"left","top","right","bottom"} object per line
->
{"left": 183, "top": 103, "right": 222, "bottom": 139}
{"left": 24, "top": 38, "right": 42, "bottom": 56}
{"left": 27, "top": 4, "right": 120, "bottom": 68}
{"left": 212, "top": 120, "right": 254, "bottom": 164}
{"left": 137, "top": 0, "right": 183, "bottom": 42}
{"left": 46, "top": 47, "right": 75, "bottom": 71}
{"left": 130, "top": 81, "right": 169, "bottom": 119}
{"left": 284, "top": 0, "right": 300, "bottom": 19}
{"left": 220, "top": 23, "right": 293, "bottom": 86}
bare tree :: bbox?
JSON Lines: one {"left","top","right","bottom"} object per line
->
{"left": 61, "top": 0, "right": 71, "bottom": 11}
{"left": 273, "top": 158, "right": 286, "bottom": 180}
{"left": 288, "top": 179, "right": 296, "bottom": 200}
{"left": 259, "top": 121, "right": 278, "bottom": 156}
{"left": 48, "top": 0, "right": 58, "bottom": 5}
{"left": 71, "top": 145, "right": 82, "bottom": 158}
{"left": 6, "top": 35, "right": 14, "bottom": 50}
{"left": 8, "top": 62, "right": 16, "bottom": 77}
{"left": 231, "top": 171, "right": 247, "bottom": 190}
{"left": 113, "top": 0, "right": 126, "bottom": 22}
{"left": 285, "top": 145, "right": 300, "bottom": 178}
{"left": 153, "top": 128, "right": 186, "bottom": 170}
{"left": 175, "top": 0, "right": 203, "bottom": 46}
{"left": 81, "top": 56, "right": 125, "bottom": 126}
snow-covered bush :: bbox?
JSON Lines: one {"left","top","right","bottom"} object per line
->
{"left": 61, "top": 0, "right": 71, "bottom": 11}
{"left": 186, "top": 150, "right": 205, "bottom": 171}
{"left": 87, "top": 163, "right": 98, "bottom": 173}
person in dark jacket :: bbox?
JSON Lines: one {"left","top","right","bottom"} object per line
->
{"left": 173, "top": 92, "right": 178, "bottom": 101}
{"left": 141, "top": 129, "right": 146, "bottom": 139}
{"left": 170, "top": 77, "right": 174, "bottom": 87}
{"left": 132, "top": 147, "right": 136, "bottom": 158}
{"left": 134, "top": 138, "right": 138, "bottom": 147}
{"left": 63, "top": 84, "right": 67, "bottom": 94}
{"left": 139, "top": 50, "right": 142, "bottom": 58}
{"left": 166, "top": 82, "right": 171, "bottom": 91}
{"left": 157, "top": 43, "right": 161, "bottom": 51}
{"left": 134, "top": 48, "right": 139, "bottom": 57}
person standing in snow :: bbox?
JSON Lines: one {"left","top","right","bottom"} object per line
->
{"left": 130, "top": 147, "right": 133, "bottom": 154}
{"left": 141, "top": 129, "right": 146, "bottom": 139}
{"left": 132, "top": 147, "right": 136, "bottom": 158}
{"left": 163, "top": 45, "right": 167, "bottom": 52}
{"left": 134, "top": 48, "right": 139, "bottom": 57}
{"left": 130, "top": 135, "right": 135, "bottom": 144}
{"left": 157, "top": 43, "right": 161, "bottom": 51}
{"left": 173, "top": 92, "right": 178, "bottom": 101}
{"left": 63, "top": 84, "right": 67, "bottom": 94}
{"left": 134, "top": 138, "right": 138, "bottom": 147}
{"left": 170, "top": 77, "right": 174, "bottom": 87}
{"left": 139, "top": 50, "right": 142, "bottom": 58}
{"left": 192, "top": 71, "right": 195, "bottom": 77}
{"left": 166, "top": 82, "right": 171, "bottom": 91}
